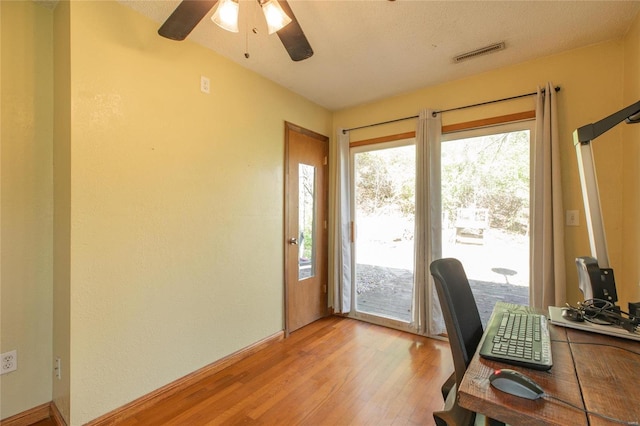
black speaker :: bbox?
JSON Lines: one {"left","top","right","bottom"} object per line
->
{"left": 596, "top": 267, "right": 618, "bottom": 305}
{"left": 575, "top": 257, "right": 618, "bottom": 305}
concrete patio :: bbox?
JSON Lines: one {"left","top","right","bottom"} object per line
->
{"left": 354, "top": 227, "right": 531, "bottom": 327}
{"left": 356, "top": 264, "right": 529, "bottom": 327}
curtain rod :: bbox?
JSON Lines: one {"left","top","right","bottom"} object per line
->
{"left": 342, "top": 86, "right": 560, "bottom": 134}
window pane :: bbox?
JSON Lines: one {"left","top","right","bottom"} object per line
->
{"left": 441, "top": 129, "right": 531, "bottom": 326}
{"left": 353, "top": 144, "right": 415, "bottom": 322}
{"left": 299, "top": 163, "right": 316, "bottom": 280}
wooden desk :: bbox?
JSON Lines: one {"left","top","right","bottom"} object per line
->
{"left": 458, "top": 312, "right": 640, "bottom": 425}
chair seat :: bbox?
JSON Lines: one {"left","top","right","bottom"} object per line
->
{"left": 433, "top": 383, "right": 475, "bottom": 426}
{"left": 441, "top": 371, "right": 456, "bottom": 400}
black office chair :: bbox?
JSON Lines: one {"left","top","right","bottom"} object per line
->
{"left": 430, "top": 258, "right": 504, "bottom": 426}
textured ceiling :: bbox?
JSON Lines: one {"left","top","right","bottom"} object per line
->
{"left": 120, "top": 0, "right": 640, "bottom": 111}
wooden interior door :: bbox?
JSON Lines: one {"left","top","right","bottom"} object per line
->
{"left": 284, "top": 122, "right": 329, "bottom": 334}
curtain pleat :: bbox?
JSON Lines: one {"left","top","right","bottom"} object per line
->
{"left": 531, "top": 83, "right": 566, "bottom": 309}
{"left": 333, "top": 129, "right": 352, "bottom": 313}
{"left": 414, "top": 110, "right": 446, "bottom": 335}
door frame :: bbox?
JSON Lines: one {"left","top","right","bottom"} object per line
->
{"left": 283, "top": 122, "right": 329, "bottom": 336}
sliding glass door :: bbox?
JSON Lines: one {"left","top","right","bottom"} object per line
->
{"left": 440, "top": 122, "right": 533, "bottom": 327}
{"left": 351, "top": 139, "right": 415, "bottom": 329}
{"left": 347, "top": 121, "right": 533, "bottom": 333}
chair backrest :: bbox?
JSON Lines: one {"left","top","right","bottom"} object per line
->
{"left": 430, "top": 258, "right": 484, "bottom": 387}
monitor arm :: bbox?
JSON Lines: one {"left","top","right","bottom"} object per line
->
{"left": 574, "top": 101, "right": 640, "bottom": 144}
{"left": 573, "top": 100, "right": 640, "bottom": 269}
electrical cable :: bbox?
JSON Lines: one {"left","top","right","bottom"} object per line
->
{"left": 564, "top": 299, "right": 640, "bottom": 333}
{"left": 565, "top": 327, "right": 589, "bottom": 425}
{"left": 554, "top": 340, "right": 640, "bottom": 356}
{"left": 542, "top": 394, "right": 639, "bottom": 425}
{"left": 545, "top": 338, "right": 640, "bottom": 424}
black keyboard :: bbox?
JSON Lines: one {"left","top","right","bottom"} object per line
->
{"left": 479, "top": 302, "right": 553, "bottom": 370}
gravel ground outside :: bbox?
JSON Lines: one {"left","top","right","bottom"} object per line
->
{"left": 356, "top": 264, "right": 528, "bottom": 326}
{"left": 355, "top": 226, "right": 530, "bottom": 327}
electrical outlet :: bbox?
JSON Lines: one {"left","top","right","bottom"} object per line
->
{"left": 200, "top": 75, "right": 210, "bottom": 94}
{"left": 54, "top": 357, "right": 61, "bottom": 380}
{"left": 1, "top": 350, "right": 17, "bottom": 375}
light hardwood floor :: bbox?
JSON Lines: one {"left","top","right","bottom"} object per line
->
{"left": 123, "top": 316, "right": 453, "bottom": 425}
{"left": 37, "top": 316, "right": 454, "bottom": 425}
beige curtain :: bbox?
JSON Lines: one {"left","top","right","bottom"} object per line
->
{"left": 413, "top": 109, "right": 446, "bottom": 335}
{"left": 332, "top": 128, "right": 352, "bottom": 313}
{"left": 531, "top": 83, "right": 566, "bottom": 308}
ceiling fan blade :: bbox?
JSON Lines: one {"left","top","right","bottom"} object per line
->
{"left": 158, "top": 0, "right": 219, "bottom": 41}
{"left": 275, "top": 0, "right": 314, "bottom": 61}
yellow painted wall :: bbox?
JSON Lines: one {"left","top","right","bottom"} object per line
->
{"left": 333, "top": 39, "right": 630, "bottom": 309}
{"left": 2, "top": 0, "right": 639, "bottom": 424}
{"left": 0, "top": 0, "right": 54, "bottom": 419}
{"left": 63, "top": 1, "right": 331, "bottom": 424}
{"left": 622, "top": 12, "right": 640, "bottom": 308}
{"left": 52, "top": 0, "right": 72, "bottom": 421}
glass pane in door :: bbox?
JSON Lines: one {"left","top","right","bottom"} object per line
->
{"left": 441, "top": 127, "right": 531, "bottom": 327}
{"left": 299, "top": 163, "right": 316, "bottom": 280}
{"left": 353, "top": 144, "right": 415, "bottom": 322}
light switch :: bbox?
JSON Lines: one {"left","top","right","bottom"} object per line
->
{"left": 566, "top": 210, "right": 579, "bottom": 226}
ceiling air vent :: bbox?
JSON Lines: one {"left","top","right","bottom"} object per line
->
{"left": 454, "top": 42, "right": 506, "bottom": 63}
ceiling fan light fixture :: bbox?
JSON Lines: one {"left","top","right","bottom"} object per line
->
{"left": 211, "top": 0, "right": 239, "bottom": 33}
{"left": 260, "top": 0, "right": 292, "bottom": 34}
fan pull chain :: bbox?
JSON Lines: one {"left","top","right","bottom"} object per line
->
{"left": 244, "top": 1, "right": 260, "bottom": 59}
{"left": 243, "top": 3, "right": 250, "bottom": 58}
{"left": 244, "top": 26, "right": 250, "bottom": 58}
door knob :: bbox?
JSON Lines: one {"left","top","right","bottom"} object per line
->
{"left": 289, "top": 238, "right": 298, "bottom": 245}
